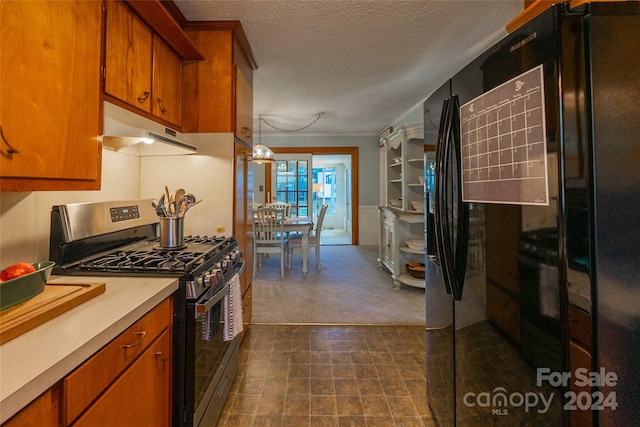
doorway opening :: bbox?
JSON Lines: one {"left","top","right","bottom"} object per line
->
{"left": 312, "top": 155, "right": 352, "bottom": 245}
{"left": 264, "top": 146, "right": 359, "bottom": 245}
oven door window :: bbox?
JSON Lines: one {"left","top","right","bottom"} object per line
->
{"left": 194, "top": 297, "right": 232, "bottom": 410}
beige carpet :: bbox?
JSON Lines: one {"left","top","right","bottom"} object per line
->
{"left": 251, "top": 245, "right": 426, "bottom": 325}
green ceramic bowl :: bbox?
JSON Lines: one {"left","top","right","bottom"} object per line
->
{"left": 0, "top": 261, "right": 55, "bottom": 311}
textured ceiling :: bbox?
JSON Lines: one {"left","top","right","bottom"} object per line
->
{"left": 173, "top": 0, "right": 524, "bottom": 135}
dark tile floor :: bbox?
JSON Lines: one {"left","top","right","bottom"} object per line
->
{"left": 217, "top": 324, "right": 436, "bottom": 427}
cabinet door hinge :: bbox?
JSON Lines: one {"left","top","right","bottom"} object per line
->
{"left": 101, "top": 66, "right": 106, "bottom": 81}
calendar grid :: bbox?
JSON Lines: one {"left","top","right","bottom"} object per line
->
{"left": 459, "top": 65, "right": 549, "bottom": 205}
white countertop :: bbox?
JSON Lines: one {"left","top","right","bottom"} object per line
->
{"left": 0, "top": 275, "right": 179, "bottom": 423}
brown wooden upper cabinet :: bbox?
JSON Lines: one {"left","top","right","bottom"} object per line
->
{"left": 152, "top": 35, "right": 183, "bottom": 126}
{"left": 104, "top": 0, "right": 153, "bottom": 114}
{"left": 182, "top": 21, "right": 257, "bottom": 144}
{"left": 104, "top": 0, "right": 186, "bottom": 128}
{"left": 0, "top": 0, "right": 103, "bottom": 191}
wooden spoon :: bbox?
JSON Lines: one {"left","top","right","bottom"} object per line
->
{"left": 174, "top": 188, "right": 185, "bottom": 206}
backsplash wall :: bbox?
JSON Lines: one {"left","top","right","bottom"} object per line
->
{"left": 0, "top": 150, "right": 140, "bottom": 267}
{"left": 0, "top": 135, "right": 235, "bottom": 268}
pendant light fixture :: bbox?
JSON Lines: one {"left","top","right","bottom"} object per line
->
{"left": 251, "top": 112, "right": 325, "bottom": 164}
{"left": 252, "top": 115, "right": 275, "bottom": 164}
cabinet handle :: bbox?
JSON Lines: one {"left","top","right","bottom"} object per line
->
{"left": 155, "top": 351, "right": 169, "bottom": 362}
{"left": 157, "top": 98, "right": 167, "bottom": 113}
{"left": 123, "top": 330, "right": 147, "bottom": 348}
{"left": 0, "top": 125, "right": 20, "bottom": 156}
{"left": 137, "top": 91, "right": 150, "bottom": 103}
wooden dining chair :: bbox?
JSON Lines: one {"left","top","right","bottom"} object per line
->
{"left": 286, "top": 204, "right": 328, "bottom": 270}
{"left": 253, "top": 207, "right": 287, "bottom": 278}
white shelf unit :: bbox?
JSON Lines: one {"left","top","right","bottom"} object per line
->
{"left": 377, "top": 122, "right": 426, "bottom": 290}
{"left": 378, "top": 207, "right": 425, "bottom": 289}
{"left": 381, "top": 122, "right": 424, "bottom": 212}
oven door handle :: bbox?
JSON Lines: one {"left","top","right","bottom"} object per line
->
{"left": 194, "top": 262, "right": 245, "bottom": 318}
{"left": 196, "top": 284, "right": 229, "bottom": 317}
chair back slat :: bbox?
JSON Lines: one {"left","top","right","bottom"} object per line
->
{"left": 266, "top": 202, "right": 292, "bottom": 217}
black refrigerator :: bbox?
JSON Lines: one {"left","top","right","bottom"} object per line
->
{"left": 424, "top": 2, "right": 640, "bottom": 426}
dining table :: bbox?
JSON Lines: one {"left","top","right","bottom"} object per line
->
{"left": 283, "top": 216, "right": 313, "bottom": 274}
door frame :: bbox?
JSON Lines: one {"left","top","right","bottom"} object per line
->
{"left": 265, "top": 146, "right": 359, "bottom": 245}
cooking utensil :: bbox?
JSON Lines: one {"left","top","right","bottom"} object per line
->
{"left": 175, "top": 188, "right": 185, "bottom": 205}
{"left": 180, "top": 194, "right": 200, "bottom": 217}
{"left": 155, "top": 194, "right": 166, "bottom": 217}
{"left": 164, "top": 186, "right": 176, "bottom": 215}
{"left": 170, "top": 188, "right": 184, "bottom": 216}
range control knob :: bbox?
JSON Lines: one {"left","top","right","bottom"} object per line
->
{"left": 203, "top": 273, "right": 213, "bottom": 287}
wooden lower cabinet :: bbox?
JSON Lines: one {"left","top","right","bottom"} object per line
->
{"left": 2, "top": 388, "right": 59, "bottom": 427}
{"left": 2, "top": 298, "right": 173, "bottom": 427}
{"left": 71, "top": 329, "right": 172, "bottom": 427}
{"left": 63, "top": 299, "right": 172, "bottom": 424}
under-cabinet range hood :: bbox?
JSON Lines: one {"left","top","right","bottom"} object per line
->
{"left": 101, "top": 101, "right": 197, "bottom": 156}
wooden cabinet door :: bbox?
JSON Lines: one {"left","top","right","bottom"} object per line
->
{"left": 71, "top": 329, "right": 172, "bottom": 427}
{"left": 152, "top": 35, "right": 182, "bottom": 127}
{"left": 104, "top": 0, "right": 152, "bottom": 114}
{"left": 0, "top": 0, "right": 101, "bottom": 190}
{"left": 2, "top": 389, "right": 56, "bottom": 427}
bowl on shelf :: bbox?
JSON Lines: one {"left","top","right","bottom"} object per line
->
{"left": 0, "top": 261, "right": 55, "bottom": 311}
{"left": 405, "top": 239, "right": 425, "bottom": 250}
{"left": 406, "top": 262, "right": 426, "bottom": 279}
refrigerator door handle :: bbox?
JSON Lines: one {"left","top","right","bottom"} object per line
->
{"left": 434, "top": 98, "right": 453, "bottom": 295}
{"left": 449, "top": 96, "right": 470, "bottom": 301}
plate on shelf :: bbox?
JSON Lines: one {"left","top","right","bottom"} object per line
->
{"left": 388, "top": 199, "right": 402, "bottom": 207}
{"left": 405, "top": 240, "right": 425, "bottom": 250}
{"left": 410, "top": 201, "right": 424, "bottom": 211}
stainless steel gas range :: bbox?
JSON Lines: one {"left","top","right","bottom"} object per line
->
{"left": 49, "top": 199, "right": 243, "bottom": 427}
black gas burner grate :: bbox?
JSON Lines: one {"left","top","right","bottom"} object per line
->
{"left": 79, "top": 249, "right": 205, "bottom": 272}
{"left": 184, "top": 235, "right": 228, "bottom": 245}
{"left": 75, "top": 235, "right": 232, "bottom": 274}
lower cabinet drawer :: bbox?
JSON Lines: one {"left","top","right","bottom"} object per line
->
{"left": 71, "top": 329, "right": 172, "bottom": 427}
{"left": 63, "top": 298, "right": 172, "bottom": 424}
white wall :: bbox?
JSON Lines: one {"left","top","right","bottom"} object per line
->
{"left": 140, "top": 133, "right": 234, "bottom": 237}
